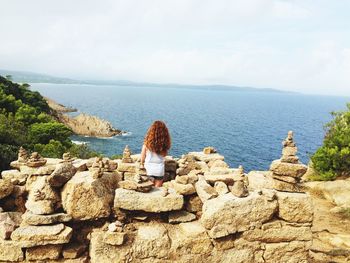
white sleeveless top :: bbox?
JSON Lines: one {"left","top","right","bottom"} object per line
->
{"left": 144, "top": 149, "right": 165, "bottom": 177}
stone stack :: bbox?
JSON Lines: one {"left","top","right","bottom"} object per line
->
{"left": 118, "top": 145, "right": 139, "bottom": 181}
{"left": 26, "top": 152, "right": 47, "bottom": 168}
{"left": 269, "top": 131, "right": 308, "bottom": 192}
{"left": 118, "top": 168, "right": 154, "bottom": 193}
{"left": 231, "top": 165, "right": 249, "bottom": 197}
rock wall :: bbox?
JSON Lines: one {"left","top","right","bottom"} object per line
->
{"left": 0, "top": 134, "right": 315, "bottom": 263}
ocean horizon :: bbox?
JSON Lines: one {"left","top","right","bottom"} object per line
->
{"left": 31, "top": 83, "right": 349, "bottom": 172}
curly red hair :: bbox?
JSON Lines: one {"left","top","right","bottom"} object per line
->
{"left": 144, "top": 120, "right": 171, "bottom": 156}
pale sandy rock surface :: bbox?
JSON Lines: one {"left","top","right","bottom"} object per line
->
{"left": 26, "top": 244, "right": 62, "bottom": 260}
{"left": 114, "top": 188, "right": 184, "bottom": 212}
{"left": 201, "top": 191, "right": 278, "bottom": 238}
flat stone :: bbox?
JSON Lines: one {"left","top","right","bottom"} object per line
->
{"left": 270, "top": 160, "right": 307, "bottom": 178}
{"left": 26, "top": 244, "right": 62, "bottom": 260}
{"left": 61, "top": 171, "right": 120, "bottom": 220}
{"left": 271, "top": 177, "right": 304, "bottom": 192}
{"left": 117, "top": 163, "right": 138, "bottom": 173}
{"left": 123, "top": 172, "right": 137, "bottom": 181}
{"left": 195, "top": 177, "right": 218, "bottom": 202}
{"left": 247, "top": 171, "right": 273, "bottom": 190}
{"left": 272, "top": 174, "right": 298, "bottom": 183}
{"left": 242, "top": 220, "right": 312, "bottom": 242}
{"left": 72, "top": 159, "right": 88, "bottom": 171}
{"left": 204, "top": 168, "right": 238, "bottom": 184}
{"left": 11, "top": 223, "right": 73, "bottom": 247}
{"left": 22, "top": 212, "right": 72, "bottom": 225}
{"left": 282, "top": 146, "right": 298, "bottom": 157}
{"left": 167, "top": 181, "right": 196, "bottom": 195}
{"left": 0, "top": 179, "right": 14, "bottom": 199}
{"left": 0, "top": 239, "right": 24, "bottom": 262}
{"left": 48, "top": 162, "right": 76, "bottom": 187}
{"left": 132, "top": 224, "right": 170, "bottom": 259}
{"left": 168, "top": 210, "right": 196, "bottom": 224}
{"left": 114, "top": 188, "right": 184, "bottom": 212}
{"left": 201, "top": 190, "right": 278, "bottom": 238}
{"left": 276, "top": 192, "right": 313, "bottom": 223}
{"left": 63, "top": 243, "right": 86, "bottom": 259}
{"left": 102, "top": 231, "right": 126, "bottom": 246}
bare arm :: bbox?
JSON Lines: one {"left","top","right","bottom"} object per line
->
{"left": 140, "top": 144, "right": 147, "bottom": 166}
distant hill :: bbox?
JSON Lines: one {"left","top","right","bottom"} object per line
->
{"left": 0, "top": 69, "right": 291, "bottom": 93}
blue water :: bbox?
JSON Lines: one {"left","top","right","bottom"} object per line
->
{"left": 31, "top": 83, "right": 349, "bottom": 172}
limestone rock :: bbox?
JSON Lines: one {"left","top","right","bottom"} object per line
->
{"left": 168, "top": 210, "right": 196, "bottom": 224}
{"left": 201, "top": 191, "right": 278, "bottom": 238}
{"left": 1, "top": 170, "right": 28, "bottom": 184}
{"left": 168, "top": 221, "right": 213, "bottom": 255}
{"left": 231, "top": 181, "right": 249, "bottom": 197}
{"left": 0, "top": 179, "right": 14, "bottom": 199}
{"left": 25, "top": 176, "right": 61, "bottom": 215}
{"left": 185, "top": 195, "right": 203, "bottom": 213}
{"left": 175, "top": 175, "right": 189, "bottom": 184}
{"left": 272, "top": 173, "right": 297, "bottom": 183}
{"left": 61, "top": 171, "right": 120, "bottom": 220}
{"left": 26, "top": 244, "right": 62, "bottom": 260}
{"left": 247, "top": 171, "right": 273, "bottom": 190}
{"left": 48, "top": 162, "right": 77, "bottom": 187}
{"left": 133, "top": 224, "right": 170, "bottom": 259}
{"left": 114, "top": 188, "right": 183, "bottom": 212}
{"left": 194, "top": 176, "right": 218, "bottom": 202}
{"left": 103, "top": 231, "right": 126, "bottom": 246}
{"left": 0, "top": 212, "right": 22, "bottom": 240}
{"left": 63, "top": 243, "right": 86, "bottom": 259}
{"left": 188, "top": 151, "right": 224, "bottom": 163}
{"left": 90, "top": 231, "right": 130, "bottom": 263}
{"left": 117, "top": 162, "right": 138, "bottom": 173}
{"left": 166, "top": 180, "right": 196, "bottom": 195}
{"left": 203, "top": 146, "right": 216, "bottom": 154}
{"left": 263, "top": 241, "right": 309, "bottom": 263}
{"left": 214, "top": 181, "right": 229, "bottom": 195}
{"left": 276, "top": 192, "right": 313, "bottom": 223}
{"left": 270, "top": 160, "right": 307, "bottom": 178}
{"left": 22, "top": 211, "right": 72, "bottom": 225}
{"left": 242, "top": 220, "right": 312, "bottom": 242}
{"left": 0, "top": 240, "right": 24, "bottom": 262}
{"left": 204, "top": 168, "right": 238, "bottom": 184}
{"left": 11, "top": 223, "right": 73, "bottom": 247}
{"left": 72, "top": 159, "right": 89, "bottom": 171}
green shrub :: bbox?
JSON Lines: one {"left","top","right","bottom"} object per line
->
{"left": 34, "top": 140, "right": 66, "bottom": 158}
{"left": 28, "top": 122, "right": 73, "bottom": 146}
{"left": 69, "top": 143, "right": 101, "bottom": 159}
{"left": 311, "top": 103, "right": 350, "bottom": 180}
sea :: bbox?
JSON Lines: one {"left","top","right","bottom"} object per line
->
{"left": 31, "top": 83, "right": 349, "bottom": 172}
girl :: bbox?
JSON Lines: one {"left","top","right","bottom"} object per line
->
{"left": 140, "top": 120, "right": 171, "bottom": 187}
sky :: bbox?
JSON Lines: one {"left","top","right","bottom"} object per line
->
{"left": 0, "top": 0, "right": 349, "bottom": 96}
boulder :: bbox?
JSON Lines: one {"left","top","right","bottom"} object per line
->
{"left": 270, "top": 160, "right": 307, "bottom": 178}
{"left": 114, "top": 188, "right": 184, "bottom": 212}
{"left": 247, "top": 171, "right": 272, "bottom": 190}
{"left": 61, "top": 171, "right": 120, "bottom": 220}
{"left": 168, "top": 210, "right": 196, "bottom": 224}
{"left": 276, "top": 192, "right": 313, "bottom": 223}
{"left": 25, "top": 176, "right": 61, "bottom": 215}
{"left": 22, "top": 211, "right": 72, "bottom": 225}
{"left": 102, "top": 231, "right": 126, "bottom": 246}
{"left": 48, "top": 162, "right": 77, "bottom": 187}
{"left": 194, "top": 177, "right": 218, "bottom": 202}
{"left": 72, "top": 159, "right": 89, "bottom": 171}
{"left": 201, "top": 191, "right": 278, "bottom": 238}
{"left": 26, "top": 244, "right": 62, "bottom": 260}
{"left": 132, "top": 224, "right": 170, "bottom": 259}
{"left": 0, "top": 179, "right": 14, "bottom": 199}
{"left": 0, "top": 240, "right": 24, "bottom": 262}
{"left": 11, "top": 223, "right": 73, "bottom": 247}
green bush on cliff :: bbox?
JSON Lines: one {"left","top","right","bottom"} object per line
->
{"left": 0, "top": 76, "right": 100, "bottom": 171}
{"left": 311, "top": 103, "right": 350, "bottom": 180}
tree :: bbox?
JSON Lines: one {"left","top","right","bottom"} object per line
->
{"left": 311, "top": 103, "right": 350, "bottom": 180}
{"left": 28, "top": 122, "right": 73, "bottom": 146}
{"left": 5, "top": 75, "right": 12, "bottom": 81}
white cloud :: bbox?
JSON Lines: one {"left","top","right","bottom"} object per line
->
{"left": 0, "top": 0, "right": 349, "bottom": 96}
